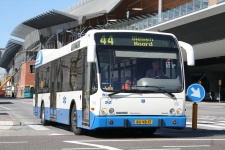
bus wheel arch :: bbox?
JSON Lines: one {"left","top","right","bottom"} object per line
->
{"left": 70, "top": 100, "right": 86, "bottom": 135}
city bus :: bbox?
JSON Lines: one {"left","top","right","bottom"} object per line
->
{"left": 33, "top": 29, "right": 194, "bottom": 135}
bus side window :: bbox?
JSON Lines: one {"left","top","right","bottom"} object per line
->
{"left": 91, "top": 63, "right": 98, "bottom": 94}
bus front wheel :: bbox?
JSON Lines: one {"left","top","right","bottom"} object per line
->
{"left": 70, "top": 104, "right": 85, "bottom": 135}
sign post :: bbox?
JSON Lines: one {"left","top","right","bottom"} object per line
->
{"left": 187, "top": 84, "right": 205, "bottom": 130}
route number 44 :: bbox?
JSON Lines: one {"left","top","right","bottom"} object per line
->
{"left": 100, "top": 35, "right": 114, "bottom": 45}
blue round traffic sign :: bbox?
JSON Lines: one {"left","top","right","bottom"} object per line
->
{"left": 187, "top": 84, "right": 205, "bottom": 102}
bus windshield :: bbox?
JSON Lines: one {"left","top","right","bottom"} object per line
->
{"left": 97, "top": 46, "right": 183, "bottom": 93}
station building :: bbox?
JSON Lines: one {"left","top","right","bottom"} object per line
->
{"left": 0, "top": 0, "right": 225, "bottom": 99}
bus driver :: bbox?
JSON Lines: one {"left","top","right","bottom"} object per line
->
{"left": 145, "top": 59, "right": 165, "bottom": 78}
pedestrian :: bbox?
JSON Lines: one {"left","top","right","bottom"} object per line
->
{"left": 210, "top": 91, "right": 215, "bottom": 101}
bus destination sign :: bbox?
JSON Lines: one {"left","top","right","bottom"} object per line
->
{"left": 94, "top": 32, "right": 174, "bottom": 47}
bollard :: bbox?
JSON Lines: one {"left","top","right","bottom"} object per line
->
{"left": 192, "top": 102, "right": 198, "bottom": 130}
{"left": 219, "top": 80, "right": 222, "bottom": 103}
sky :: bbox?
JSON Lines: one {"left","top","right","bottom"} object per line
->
{"left": 0, "top": 0, "right": 80, "bottom": 48}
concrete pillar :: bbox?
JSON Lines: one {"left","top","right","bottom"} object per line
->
{"left": 205, "top": 71, "right": 225, "bottom": 100}
{"left": 158, "top": 0, "right": 163, "bottom": 22}
{"left": 56, "top": 29, "right": 64, "bottom": 49}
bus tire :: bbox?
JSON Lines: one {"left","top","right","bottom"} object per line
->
{"left": 70, "top": 104, "right": 85, "bottom": 135}
{"left": 41, "top": 103, "right": 49, "bottom": 126}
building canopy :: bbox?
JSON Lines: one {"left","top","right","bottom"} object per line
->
{"left": 0, "top": 39, "right": 23, "bottom": 69}
{"left": 11, "top": 9, "right": 81, "bottom": 39}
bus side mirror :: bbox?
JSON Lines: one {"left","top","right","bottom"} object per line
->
{"left": 87, "top": 45, "right": 96, "bottom": 63}
{"left": 178, "top": 41, "right": 195, "bottom": 66}
{"left": 87, "top": 38, "right": 96, "bottom": 63}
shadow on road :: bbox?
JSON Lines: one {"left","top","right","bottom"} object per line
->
{"left": 0, "top": 102, "right": 13, "bottom": 105}
{"left": 84, "top": 127, "right": 225, "bottom": 139}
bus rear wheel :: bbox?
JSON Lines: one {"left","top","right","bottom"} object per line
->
{"left": 70, "top": 104, "right": 85, "bottom": 135}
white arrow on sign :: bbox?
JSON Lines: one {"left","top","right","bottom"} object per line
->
{"left": 191, "top": 87, "right": 201, "bottom": 98}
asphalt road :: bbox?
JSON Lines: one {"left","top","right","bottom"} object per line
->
{"left": 1, "top": 98, "right": 225, "bottom": 150}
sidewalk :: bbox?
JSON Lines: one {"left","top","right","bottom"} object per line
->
{"left": 0, "top": 113, "right": 13, "bottom": 130}
{"left": 0, "top": 98, "right": 26, "bottom": 129}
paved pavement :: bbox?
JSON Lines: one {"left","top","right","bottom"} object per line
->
{"left": 0, "top": 98, "right": 29, "bottom": 130}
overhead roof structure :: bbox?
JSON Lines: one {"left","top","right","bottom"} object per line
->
{"left": 11, "top": 0, "right": 191, "bottom": 40}
{"left": 11, "top": 9, "right": 81, "bottom": 40}
{"left": 0, "top": 39, "right": 23, "bottom": 68}
{"left": 11, "top": 24, "right": 36, "bottom": 40}
{"left": 2, "top": 0, "right": 208, "bottom": 70}
{"left": 23, "top": 9, "right": 80, "bottom": 29}
{"left": 66, "top": 0, "right": 122, "bottom": 19}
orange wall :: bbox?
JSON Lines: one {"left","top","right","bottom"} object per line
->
{"left": 16, "top": 61, "right": 35, "bottom": 98}
{"left": 209, "top": 0, "right": 217, "bottom": 6}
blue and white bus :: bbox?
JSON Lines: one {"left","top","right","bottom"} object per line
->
{"left": 33, "top": 30, "right": 194, "bottom": 135}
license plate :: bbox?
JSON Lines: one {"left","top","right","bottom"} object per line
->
{"left": 134, "top": 120, "right": 153, "bottom": 124}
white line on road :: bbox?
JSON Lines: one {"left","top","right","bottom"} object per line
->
{"left": 0, "top": 141, "right": 28, "bottom": 144}
{"left": 131, "top": 149, "right": 180, "bottom": 150}
{"left": 186, "top": 121, "right": 225, "bottom": 129}
{"left": 49, "top": 133, "right": 65, "bottom": 135}
{"left": 27, "top": 124, "right": 50, "bottom": 130}
{"left": 0, "top": 105, "right": 11, "bottom": 110}
{"left": 68, "top": 138, "right": 225, "bottom": 142}
{"left": 24, "top": 122, "right": 50, "bottom": 130}
{"left": 64, "top": 141, "right": 122, "bottom": 150}
{"left": 63, "top": 148, "right": 101, "bottom": 150}
{"left": 163, "top": 145, "right": 210, "bottom": 148}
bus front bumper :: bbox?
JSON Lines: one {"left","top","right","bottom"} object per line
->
{"left": 90, "top": 115, "right": 186, "bottom": 130}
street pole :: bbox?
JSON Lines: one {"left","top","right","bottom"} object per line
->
{"left": 192, "top": 102, "right": 198, "bottom": 130}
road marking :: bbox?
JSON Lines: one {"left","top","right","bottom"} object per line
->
{"left": 163, "top": 145, "right": 210, "bottom": 148}
{"left": 186, "top": 121, "right": 225, "bottom": 130}
{"left": 27, "top": 124, "right": 50, "bottom": 130}
{"left": 0, "top": 121, "right": 13, "bottom": 126}
{"left": 0, "top": 113, "right": 13, "bottom": 130}
{"left": 0, "top": 105, "right": 11, "bottom": 110}
{"left": 64, "top": 141, "right": 122, "bottom": 150}
{"left": 131, "top": 149, "right": 179, "bottom": 150}
{"left": 217, "top": 121, "right": 225, "bottom": 123}
{"left": 63, "top": 148, "right": 101, "bottom": 150}
{"left": 68, "top": 139, "right": 225, "bottom": 142}
{"left": 49, "top": 133, "right": 65, "bottom": 135}
{"left": 0, "top": 141, "right": 28, "bottom": 144}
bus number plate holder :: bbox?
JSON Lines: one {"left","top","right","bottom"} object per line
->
{"left": 134, "top": 120, "right": 153, "bottom": 124}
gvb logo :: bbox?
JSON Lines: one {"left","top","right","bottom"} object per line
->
{"left": 105, "top": 100, "right": 112, "bottom": 104}
{"left": 141, "top": 99, "right": 145, "bottom": 103}
{"left": 35, "top": 51, "right": 43, "bottom": 67}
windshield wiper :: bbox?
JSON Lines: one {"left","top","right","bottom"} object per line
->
{"left": 108, "top": 89, "right": 128, "bottom": 96}
{"left": 135, "top": 85, "right": 175, "bottom": 98}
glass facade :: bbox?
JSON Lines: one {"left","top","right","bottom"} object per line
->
{"left": 108, "top": 0, "right": 210, "bottom": 31}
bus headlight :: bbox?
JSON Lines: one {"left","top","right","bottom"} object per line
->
{"left": 176, "top": 108, "right": 182, "bottom": 115}
{"left": 170, "top": 108, "right": 175, "bottom": 115}
{"left": 109, "top": 108, "right": 114, "bottom": 114}
{"left": 101, "top": 108, "right": 107, "bottom": 115}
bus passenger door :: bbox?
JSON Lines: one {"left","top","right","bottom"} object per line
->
{"left": 82, "top": 49, "right": 91, "bottom": 126}
{"left": 50, "top": 60, "right": 57, "bottom": 121}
